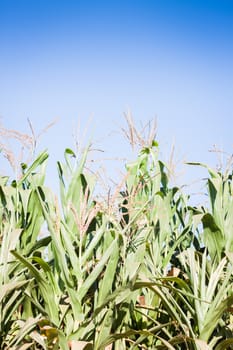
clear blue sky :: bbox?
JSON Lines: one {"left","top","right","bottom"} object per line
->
{"left": 0, "top": 0, "right": 232, "bottom": 194}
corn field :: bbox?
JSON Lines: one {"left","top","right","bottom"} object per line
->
{"left": 1, "top": 135, "right": 233, "bottom": 349}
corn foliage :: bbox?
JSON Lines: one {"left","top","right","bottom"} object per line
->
{"left": 0, "top": 141, "right": 233, "bottom": 350}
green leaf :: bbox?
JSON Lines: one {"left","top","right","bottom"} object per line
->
{"left": 65, "top": 148, "right": 76, "bottom": 157}
{"left": 18, "top": 151, "right": 49, "bottom": 187}
{"left": 79, "top": 239, "right": 118, "bottom": 301}
{"left": 97, "top": 241, "right": 119, "bottom": 306}
{"left": 0, "top": 280, "right": 28, "bottom": 303}
{"left": 202, "top": 213, "right": 224, "bottom": 261}
{"left": 11, "top": 250, "right": 60, "bottom": 325}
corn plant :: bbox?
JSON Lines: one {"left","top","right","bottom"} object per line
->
{"left": 1, "top": 132, "right": 233, "bottom": 350}
{"left": 0, "top": 152, "right": 50, "bottom": 349}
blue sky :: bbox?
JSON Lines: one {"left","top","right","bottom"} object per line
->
{"left": 0, "top": 0, "right": 232, "bottom": 195}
